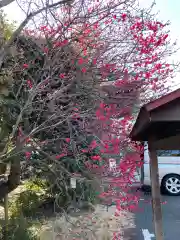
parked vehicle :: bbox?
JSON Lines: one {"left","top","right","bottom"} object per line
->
{"left": 143, "top": 142, "right": 180, "bottom": 196}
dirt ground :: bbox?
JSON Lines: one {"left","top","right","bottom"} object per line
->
{"left": 39, "top": 205, "right": 136, "bottom": 240}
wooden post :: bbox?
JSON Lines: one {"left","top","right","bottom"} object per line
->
{"left": 4, "top": 194, "right": 8, "bottom": 240}
{"left": 148, "top": 138, "right": 163, "bottom": 240}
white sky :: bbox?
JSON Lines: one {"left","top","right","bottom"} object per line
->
{"left": 2, "top": 0, "right": 180, "bottom": 89}
{"left": 139, "top": 0, "right": 180, "bottom": 90}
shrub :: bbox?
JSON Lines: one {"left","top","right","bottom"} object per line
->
{"left": 9, "top": 178, "right": 48, "bottom": 218}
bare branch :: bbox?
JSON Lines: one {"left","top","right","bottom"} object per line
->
{"left": 0, "top": 0, "right": 73, "bottom": 67}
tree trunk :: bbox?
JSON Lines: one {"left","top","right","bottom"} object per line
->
{"left": 0, "top": 156, "right": 20, "bottom": 200}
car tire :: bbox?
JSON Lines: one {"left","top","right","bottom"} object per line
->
{"left": 161, "top": 174, "right": 180, "bottom": 196}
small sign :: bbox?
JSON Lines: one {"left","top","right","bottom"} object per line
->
{"left": 109, "top": 158, "right": 116, "bottom": 171}
{"left": 70, "top": 178, "right": 76, "bottom": 188}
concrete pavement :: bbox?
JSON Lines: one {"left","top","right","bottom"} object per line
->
{"left": 130, "top": 192, "right": 180, "bottom": 240}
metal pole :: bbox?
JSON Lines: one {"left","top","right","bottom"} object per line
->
{"left": 148, "top": 137, "right": 163, "bottom": 240}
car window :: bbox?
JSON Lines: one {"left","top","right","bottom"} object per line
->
{"left": 157, "top": 150, "right": 180, "bottom": 156}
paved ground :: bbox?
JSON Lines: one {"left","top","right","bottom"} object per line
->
{"left": 130, "top": 191, "right": 180, "bottom": 240}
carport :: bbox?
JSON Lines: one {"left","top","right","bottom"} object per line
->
{"left": 130, "top": 88, "right": 180, "bottom": 240}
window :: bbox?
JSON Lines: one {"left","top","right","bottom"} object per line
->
{"left": 157, "top": 150, "right": 180, "bottom": 157}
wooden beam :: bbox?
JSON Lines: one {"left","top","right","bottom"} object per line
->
{"left": 148, "top": 137, "right": 163, "bottom": 240}
{"left": 154, "top": 134, "right": 180, "bottom": 150}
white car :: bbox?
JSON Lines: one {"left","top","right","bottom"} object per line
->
{"left": 143, "top": 142, "right": 180, "bottom": 196}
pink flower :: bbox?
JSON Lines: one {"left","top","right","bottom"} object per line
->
{"left": 54, "top": 40, "right": 68, "bottom": 48}
{"left": 59, "top": 73, "right": 65, "bottom": 78}
{"left": 66, "top": 138, "right": 70, "bottom": 143}
{"left": 55, "top": 153, "right": 66, "bottom": 159}
{"left": 44, "top": 47, "right": 49, "bottom": 53}
{"left": 54, "top": 41, "right": 62, "bottom": 47}
{"left": 81, "top": 149, "right": 88, "bottom": 153}
{"left": 81, "top": 67, "right": 87, "bottom": 73}
{"left": 23, "top": 64, "right": 29, "bottom": 69}
{"left": 89, "top": 140, "right": 98, "bottom": 150}
{"left": 91, "top": 155, "right": 101, "bottom": 161}
{"left": 92, "top": 59, "right": 97, "bottom": 65}
{"left": 40, "top": 26, "right": 47, "bottom": 31}
{"left": 121, "top": 13, "right": 127, "bottom": 21}
{"left": 72, "top": 113, "right": 80, "bottom": 119}
{"left": 25, "top": 152, "right": 31, "bottom": 159}
{"left": 78, "top": 58, "right": 84, "bottom": 65}
{"left": 114, "top": 211, "right": 120, "bottom": 217}
{"left": 63, "top": 39, "right": 68, "bottom": 45}
{"left": 27, "top": 80, "right": 33, "bottom": 89}
{"left": 25, "top": 137, "right": 31, "bottom": 143}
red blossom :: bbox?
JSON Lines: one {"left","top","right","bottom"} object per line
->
{"left": 59, "top": 73, "right": 65, "bottom": 78}
{"left": 44, "top": 47, "right": 49, "bottom": 53}
{"left": 121, "top": 13, "right": 127, "bottom": 21}
{"left": 81, "top": 67, "right": 87, "bottom": 73}
{"left": 78, "top": 57, "right": 84, "bottom": 65}
{"left": 91, "top": 155, "right": 101, "bottom": 161}
{"left": 54, "top": 39, "right": 68, "bottom": 48}
{"left": 89, "top": 140, "right": 98, "bottom": 150}
{"left": 92, "top": 58, "right": 97, "bottom": 65}
{"left": 81, "top": 149, "right": 89, "bottom": 153}
{"left": 25, "top": 137, "right": 31, "bottom": 143}
{"left": 63, "top": 39, "right": 68, "bottom": 45}
{"left": 27, "top": 80, "right": 33, "bottom": 89}
{"left": 25, "top": 152, "right": 31, "bottom": 159}
{"left": 40, "top": 26, "right": 48, "bottom": 31}
{"left": 55, "top": 153, "right": 66, "bottom": 159}
{"left": 23, "top": 64, "right": 29, "bottom": 69}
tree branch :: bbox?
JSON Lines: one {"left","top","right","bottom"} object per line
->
{"left": 0, "top": 0, "right": 72, "bottom": 68}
